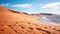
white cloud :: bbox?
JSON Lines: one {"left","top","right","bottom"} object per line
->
{"left": 11, "top": 4, "right": 32, "bottom": 8}
{"left": 38, "top": 4, "right": 43, "bottom": 7}
{"left": 0, "top": 3, "right": 10, "bottom": 7}
{"left": 40, "top": 2, "right": 60, "bottom": 15}
{"left": 41, "top": 2, "right": 60, "bottom": 8}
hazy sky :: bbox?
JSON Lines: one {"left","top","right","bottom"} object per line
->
{"left": 0, "top": 0, "right": 60, "bottom": 14}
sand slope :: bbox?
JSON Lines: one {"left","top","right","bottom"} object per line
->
{"left": 0, "top": 7, "right": 60, "bottom": 34}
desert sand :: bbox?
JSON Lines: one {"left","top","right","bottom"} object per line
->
{"left": 0, "top": 6, "right": 60, "bottom": 34}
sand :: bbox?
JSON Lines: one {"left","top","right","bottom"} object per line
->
{"left": 0, "top": 6, "right": 60, "bottom": 34}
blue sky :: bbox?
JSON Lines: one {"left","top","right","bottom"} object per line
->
{"left": 0, "top": 0, "right": 60, "bottom": 14}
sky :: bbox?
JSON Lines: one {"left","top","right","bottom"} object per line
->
{"left": 0, "top": 0, "right": 60, "bottom": 14}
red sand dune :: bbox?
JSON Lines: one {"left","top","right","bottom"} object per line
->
{"left": 0, "top": 6, "right": 60, "bottom": 34}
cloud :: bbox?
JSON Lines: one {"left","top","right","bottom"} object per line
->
{"left": 40, "top": 2, "right": 60, "bottom": 14}
{"left": 0, "top": 3, "right": 10, "bottom": 7}
{"left": 11, "top": 4, "right": 32, "bottom": 8}
{"left": 41, "top": 2, "right": 60, "bottom": 8}
{"left": 38, "top": 4, "right": 43, "bottom": 7}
